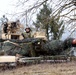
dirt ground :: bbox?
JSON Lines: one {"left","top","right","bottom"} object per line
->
{"left": 0, "top": 62, "right": 76, "bottom": 75}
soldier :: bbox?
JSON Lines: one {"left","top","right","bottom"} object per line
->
{"left": 16, "top": 19, "right": 20, "bottom": 28}
{"left": 0, "top": 15, "right": 8, "bottom": 33}
{"left": 1, "top": 15, "right": 8, "bottom": 24}
{"left": 11, "top": 20, "right": 20, "bottom": 29}
{"left": 21, "top": 27, "right": 32, "bottom": 38}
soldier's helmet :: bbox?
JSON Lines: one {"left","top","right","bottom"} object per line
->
{"left": 25, "top": 27, "right": 31, "bottom": 33}
{"left": 3, "top": 15, "right": 5, "bottom": 18}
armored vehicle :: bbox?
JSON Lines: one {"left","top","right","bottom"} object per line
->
{"left": 0, "top": 21, "right": 76, "bottom": 57}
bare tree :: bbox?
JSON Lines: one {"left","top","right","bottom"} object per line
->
{"left": 14, "top": 0, "right": 76, "bottom": 35}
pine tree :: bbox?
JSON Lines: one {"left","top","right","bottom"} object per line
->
{"left": 33, "top": 3, "right": 64, "bottom": 40}
{"left": 49, "top": 16, "right": 64, "bottom": 40}
{"left": 33, "top": 4, "right": 51, "bottom": 40}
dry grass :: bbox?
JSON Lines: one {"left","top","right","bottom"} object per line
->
{"left": 0, "top": 62, "right": 76, "bottom": 75}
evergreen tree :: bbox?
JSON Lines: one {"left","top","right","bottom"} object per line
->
{"left": 33, "top": 3, "right": 52, "bottom": 40}
{"left": 49, "top": 16, "right": 64, "bottom": 40}
{"left": 33, "top": 3, "right": 64, "bottom": 40}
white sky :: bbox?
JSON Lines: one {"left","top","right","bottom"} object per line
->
{"left": 0, "top": 0, "right": 38, "bottom": 21}
{"left": 0, "top": 0, "right": 18, "bottom": 20}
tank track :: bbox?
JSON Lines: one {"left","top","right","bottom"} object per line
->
{"left": 0, "top": 55, "right": 71, "bottom": 71}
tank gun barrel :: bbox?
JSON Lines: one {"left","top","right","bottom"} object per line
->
{"left": 8, "top": 38, "right": 41, "bottom": 43}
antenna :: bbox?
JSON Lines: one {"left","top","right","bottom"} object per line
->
{"left": 26, "top": 10, "right": 28, "bottom": 27}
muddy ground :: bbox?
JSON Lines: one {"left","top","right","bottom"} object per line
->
{"left": 0, "top": 62, "right": 76, "bottom": 75}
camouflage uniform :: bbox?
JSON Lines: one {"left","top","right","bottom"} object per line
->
{"left": 22, "top": 32, "right": 31, "bottom": 38}
{"left": 22, "top": 27, "right": 32, "bottom": 38}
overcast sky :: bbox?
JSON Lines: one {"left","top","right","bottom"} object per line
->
{"left": 0, "top": 0, "right": 12, "bottom": 15}
{"left": 0, "top": 0, "right": 37, "bottom": 21}
{"left": 0, "top": 0, "right": 19, "bottom": 20}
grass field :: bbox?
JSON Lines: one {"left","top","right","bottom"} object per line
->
{"left": 0, "top": 62, "right": 76, "bottom": 75}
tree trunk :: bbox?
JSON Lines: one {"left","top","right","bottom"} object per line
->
{"left": 46, "top": 25, "right": 49, "bottom": 40}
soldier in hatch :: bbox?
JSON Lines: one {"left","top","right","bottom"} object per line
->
{"left": 21, "top": 27, "right": 32, "bottom": 38}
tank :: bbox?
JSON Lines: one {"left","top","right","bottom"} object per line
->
{"left": 0, "top": 21, "right": 76, "bottom": 57}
